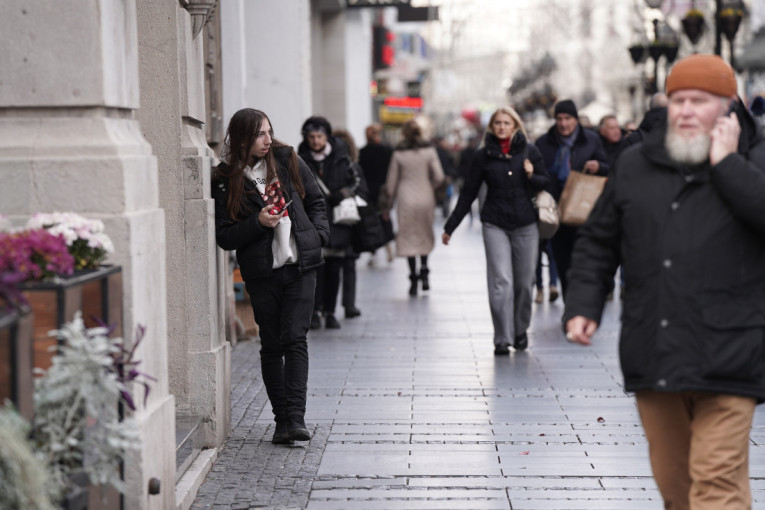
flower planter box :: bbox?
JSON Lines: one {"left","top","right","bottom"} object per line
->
{"left": 20, "top": 265, "right": 122, "bottom": 371}
{"left": 0, "top": 306, "right": 34, "bottom": 419}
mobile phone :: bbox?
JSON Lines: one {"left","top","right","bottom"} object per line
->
{"left": 269, "top": 200, "right": 292, "bottom": 215}
{"left": 726, "top": 98, "right": 737, "bottom": 116}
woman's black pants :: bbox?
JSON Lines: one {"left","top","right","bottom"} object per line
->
{"left": 245, "top": 265, "right": 316, "bottom": 423}
{"left": 314, "top": 256, "right": 344, "bottom": 315}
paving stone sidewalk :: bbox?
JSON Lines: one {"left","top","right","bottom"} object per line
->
{"left": 191, "top": 218, "right": 765, "bottom": 510}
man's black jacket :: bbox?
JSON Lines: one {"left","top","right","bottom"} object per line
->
{"left": 563, "top": 104, "right": 765, "bottom": 401}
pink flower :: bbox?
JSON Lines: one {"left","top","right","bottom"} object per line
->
{"left": 26, "top": 212, "right": 113, "bottom": 270}
{"left": 0, "top": 229, "right": 75, "bottom": 282}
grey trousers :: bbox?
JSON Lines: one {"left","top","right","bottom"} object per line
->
{"left": 482, "top": 222, "right": 539, "bottom": 346}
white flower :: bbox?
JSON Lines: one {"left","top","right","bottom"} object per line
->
{"left": 26, "top": 212, "right": 113, "bottom": 253}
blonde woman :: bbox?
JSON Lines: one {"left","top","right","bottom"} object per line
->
{"left": 442, "top": 106, "right": 549, "bottom": 354}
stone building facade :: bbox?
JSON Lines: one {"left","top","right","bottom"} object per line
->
{"left": 1, "top": 0, "right": 376, "bottom": 508}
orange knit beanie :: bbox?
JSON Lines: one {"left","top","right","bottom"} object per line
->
{"left": 665, "top": 54, "right": 737, "bottom": 97}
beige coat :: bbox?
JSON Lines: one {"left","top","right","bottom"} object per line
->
{"left": 385, "top": 146, "right": 444, "bottom": 257}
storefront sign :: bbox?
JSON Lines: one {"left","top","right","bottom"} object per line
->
{"left": 347, "top": 0, "right": 409, "bottom": 7}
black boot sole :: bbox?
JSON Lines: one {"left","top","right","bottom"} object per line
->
{"left": 287, "top": 428, "right": 311, "bottom": 441}
{"left": 271, "top": 434, "right": 293, "bottom": 445}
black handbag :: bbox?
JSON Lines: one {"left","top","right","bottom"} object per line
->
{"left": 351, "top": 205, "right": 387, "bottom": 253}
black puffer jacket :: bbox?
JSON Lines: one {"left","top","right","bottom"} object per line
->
{"left": 212, "top": 146, "right": 329, "bottom": 280}
{"left": 535, "top": 124, "right": 610, "bottom": 200}
{"left": 563, "top": 104, "right": 765, "bottom": 401}
{"left": 618, "top": 106, "right": 667, "bottom": 154}
{"left": 298, "top": 137, "right": 361, "bottom": 250}
{"left": 444, "top": 132, "right": 549, "bottom": 235}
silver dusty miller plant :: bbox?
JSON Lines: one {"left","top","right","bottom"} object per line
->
{"left": 0, "top": 405, "right": 57, "bottom": 510}
{"left": 33, "top": 312, "right": 141, "bottom": 497}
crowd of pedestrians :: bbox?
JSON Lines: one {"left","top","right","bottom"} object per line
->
{"left": 211, "top": 52, "right": 765, "bottom": 509}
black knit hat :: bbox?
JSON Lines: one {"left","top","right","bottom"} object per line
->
{"left": 554, "top": 99, "right": 578, "bottom": 119}
{"left": 301, "top": 116, "right": 332, "bottom": 139}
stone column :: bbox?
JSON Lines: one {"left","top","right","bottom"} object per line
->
{"left": 222, "top": 0, "right": 314, "bottom": 147}
{"left": 0, "top": 1, "right": 174, "bottom": 509}
{"left": 135, "top": 0, "right": 231, "bottom": 452}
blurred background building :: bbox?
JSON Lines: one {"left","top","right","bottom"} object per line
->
{"left": 0, "top": 1, "right": 762, "bottom": 509}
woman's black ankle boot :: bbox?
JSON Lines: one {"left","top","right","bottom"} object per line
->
{"left": 420, "top": 268, "right": 430, "bottom": 291}
{"left": 409, "top": 274, "right": 418, "bottom": 296}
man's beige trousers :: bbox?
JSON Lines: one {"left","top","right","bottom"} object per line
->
{"left": 636, "top": 390, "right": 756, "bottom": 510}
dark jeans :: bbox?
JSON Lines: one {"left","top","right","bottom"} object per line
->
{"left": 342, "top": 255, "right": 356, "bottom": 309}
{"left": 314, "top": 257, "right": 343, "bottom": 315}
{"left": 550, "top": 224, "right": 578, "bottom": 298}
{"left": 315, "top": 254, "right": 358, "bottom": 314}
{"left": 535, "top": 239, "right": 559, "bottom": 289}
{"left": 245, "top": 265, "right": 316, "bottom": 422}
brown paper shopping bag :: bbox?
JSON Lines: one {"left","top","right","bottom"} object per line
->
{"left": 558, "top": 170, "right": 607, "bottom": 226}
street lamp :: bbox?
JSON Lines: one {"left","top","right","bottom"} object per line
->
{"left": 718, "top": 1, "right": 745, "bottom": 68}
{"left": 643, "top": 0, "right": 745, "bottom": 67}
{"left": 681, "top": 4, "right": 706, "bottom": 47}
{"left": 629, "top": 19, "right": 679, "bottom": 95}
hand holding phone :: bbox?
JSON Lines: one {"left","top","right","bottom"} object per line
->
{"left": 709, "top": 99, "right": 741, "bottom": 165}
{"left": 268, "top": 200, "right": 292, "bottom": 216}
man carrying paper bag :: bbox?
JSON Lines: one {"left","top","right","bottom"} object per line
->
{"left": 535, "top": 99, "right": 610, "bottom": 296}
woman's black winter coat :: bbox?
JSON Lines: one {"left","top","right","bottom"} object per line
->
{"left": 444, "top": 132, "right": 549, "bottom": 235}
{"left": 298, "top": 137, "right": 361, "bottom": 250}
{"left": 563, "top": 104, "right": 765, "bottom": 401}
{"left": 212, "top": 146, "right": 329, "bottom": 280}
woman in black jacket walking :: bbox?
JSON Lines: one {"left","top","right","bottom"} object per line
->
{"left": 442, "top": 106, "right": 549, "bottom": 354}
{"left": 298, "top": 116, "right": 362, "bottom": 329}
{"left": 212, "top": 108, "right": 329, "bottom": 444}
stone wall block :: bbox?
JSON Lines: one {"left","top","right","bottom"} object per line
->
{"left": 190, "top": 344, "right": 231, "bottom": 446}
{"left": 105, "top": 209, "right": 170, "bottom": 401}
{"left": 1, "top": 0, "right": 139, "bottom": 108}
{"left": 124, "top": 394, "right": 176, "bottom": 510}
{"left": 178, "top": 12, "right": 207, "bottom": 123}
{"left": 0, "top": 115, "right": 154, "bottom": 158}
{"left": 0, "top": 116, "right": 159, "bottom": 214}
{"left": 184, "top": 198, "right": 219, "bottom": 348}
{"left": 0, "top": 164, "right": 31, "bottom": 215}
{"left": 182, "top": 125, "right": 214, "bottom": 200}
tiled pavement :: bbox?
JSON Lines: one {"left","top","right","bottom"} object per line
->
{"left": 191, "top": 217, "right": 765, "bottom": 510}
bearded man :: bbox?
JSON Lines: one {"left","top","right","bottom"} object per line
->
{"left": 563, "top": 54, "right": 765, "bottom": 509}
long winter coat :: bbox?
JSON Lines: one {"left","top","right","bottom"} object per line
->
{"left": 385, "top": 144, "right": 444, "bottom": 257}
{"left": 298, "top": 137, "right": 360, "bottom": 250}
{"left": 358, "top": 142, "right": 393, "bottom": 210}
{"left": 563, "top": 105, "right": 765, "bottom": 401}
{"left": 535, "top": 124, "right": 610, "bottom": 200}
{"left": 212, "top": 146, "right": 329, "bottom": 280}
{"left": 444, "top": 132, "right": 549, "bottom": 236}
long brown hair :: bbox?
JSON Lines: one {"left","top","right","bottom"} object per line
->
{"left": 216, "top": 108, "right": 305, "bottom": 220}
{"left": 332, "top": 128, "right": 358, "bottom": 162}
{"left": 397, "top": 118, "right": 429, "bottom": 149}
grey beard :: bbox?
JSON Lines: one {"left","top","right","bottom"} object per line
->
{"left": 665, "top": 128, "right": 710, "bottom": 165}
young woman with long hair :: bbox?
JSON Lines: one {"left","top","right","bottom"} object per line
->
{"left": 212, "top": 108, "right": 329, "bottom": 444}
{"left": 442, "top": 106, "right": 549, "bottom": 354}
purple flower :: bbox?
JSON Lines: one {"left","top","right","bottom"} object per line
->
{"left": 0, "top": 229, "right": 74, "bottom": 283}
